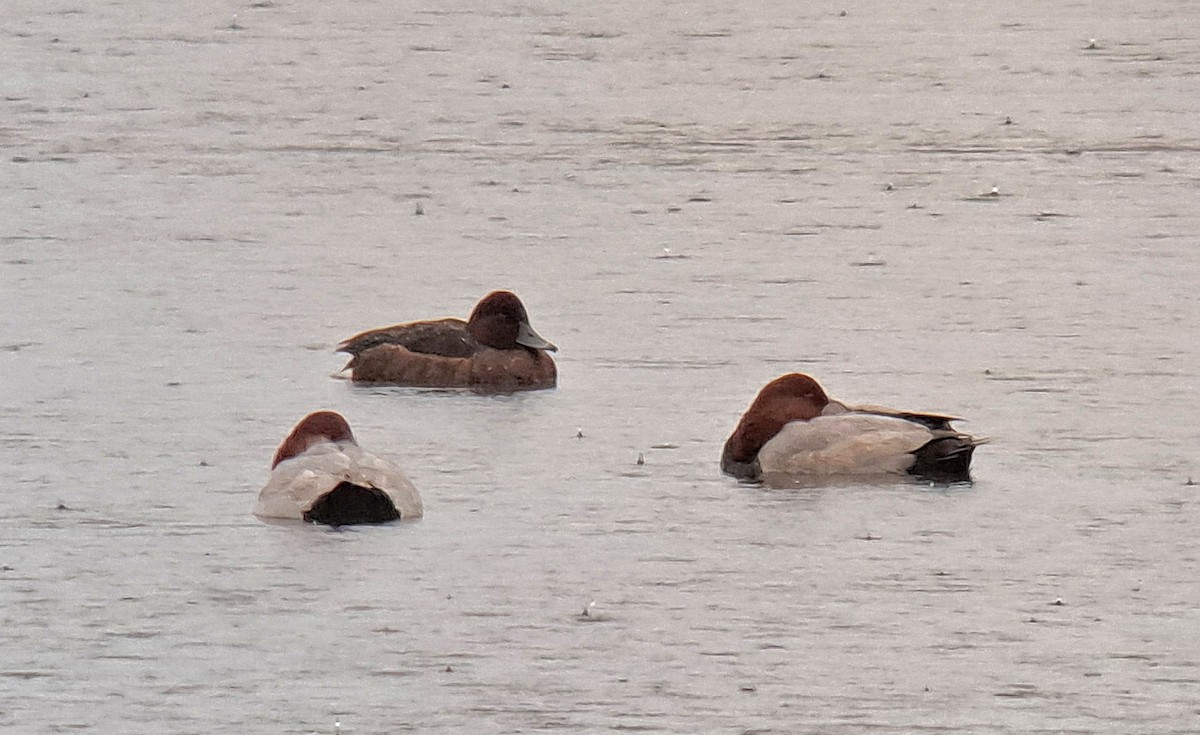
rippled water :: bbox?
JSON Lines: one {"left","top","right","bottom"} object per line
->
{"left": 3, "top": 1, "right": 1199, "bottom": 733}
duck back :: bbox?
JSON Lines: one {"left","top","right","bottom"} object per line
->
{"left": 337, "top": 318, "right": 475, "bottom": 359}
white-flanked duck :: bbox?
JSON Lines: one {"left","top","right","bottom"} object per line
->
{"left": 722, "top": 373, "right": 984, "bottom": 483}
{"left": 255, "top": 411, "right": 422, "bottom": 526}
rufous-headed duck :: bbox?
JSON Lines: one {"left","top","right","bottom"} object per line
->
{"left": 722, "top": 373, "right": 984, "bottom": 483}
{"left": 255, "top": 411, "right": 422, "bottom": 525}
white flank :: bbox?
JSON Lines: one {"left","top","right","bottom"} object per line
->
{"left": 757, "top": 414, "right": 934, "bottom": 476}
{"left": 255, "top": 442, "right": 423, "bottom": 520}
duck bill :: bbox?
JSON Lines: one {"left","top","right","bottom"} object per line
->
{"left": 516, "top": 321, "right": 557, "bottom": 352}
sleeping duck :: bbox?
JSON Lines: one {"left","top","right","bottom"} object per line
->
{"left": 336, "top": 290, "right": 557, "bottom": 392}
{"left": 255, "top": 411, "right": 422, "bottom": 526}
{"left": 722, "top": 373, "right": 984, "bottom": 483}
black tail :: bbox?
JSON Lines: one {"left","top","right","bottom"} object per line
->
{"left": 303, "top": 481, "right": 402, "bottom": 526}
{"left": 909, "top": 436, "right": 979, "bottom": 482}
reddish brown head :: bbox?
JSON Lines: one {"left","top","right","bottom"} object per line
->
{"left": 466, "top": 290, "right": 557, "bottom": 352}
{"left": 722, "top": 373, "right": 831, "bottom": 468}
{"left": 271, "top": 411, "right": 357, "bottom": 469}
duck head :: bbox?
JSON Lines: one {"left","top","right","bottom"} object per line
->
{"left": 722, "top": 373, "right": 831, "bottom": 472}
{"left": 467, "top": 290, "right": 557, "bottom": 352}
{"left": 272, "top": 411, "right": 357, "bottom": 469}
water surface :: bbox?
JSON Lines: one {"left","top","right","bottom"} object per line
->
{"left": 3, "top": 2, "right": 1199, "bottom": 732}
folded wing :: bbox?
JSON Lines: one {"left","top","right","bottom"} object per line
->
{"left": 336, "top": 318, "right": 476, "bottom": 360}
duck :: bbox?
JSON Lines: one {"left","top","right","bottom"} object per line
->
{"left": 721, "top": 373, "right": 984, "bottom": 483}
{"left": 255, "top": 411, "right": 423, "bottom": 526}
{"left": 336, "top": 290, "right": 557, "bottom": 392}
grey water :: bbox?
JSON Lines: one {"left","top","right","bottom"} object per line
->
{"left": 3, "top": 1, "right": 1199, "bottom": 732}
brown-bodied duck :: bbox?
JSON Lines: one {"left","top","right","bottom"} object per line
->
{"left": 336, "top": 290, "right": 557, "bottom": 392}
